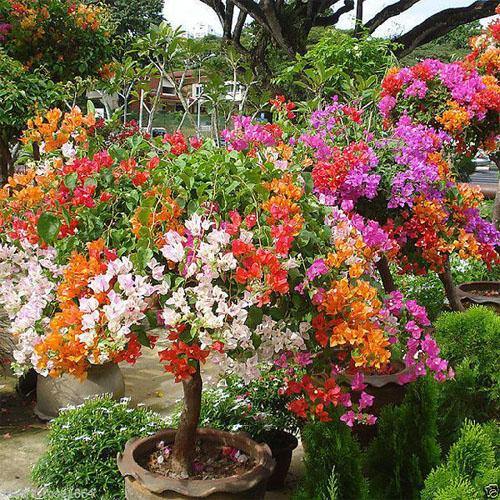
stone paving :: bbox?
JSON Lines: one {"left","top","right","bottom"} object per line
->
{"left": 0, "top": 349, "right": 303, "bottom": 499}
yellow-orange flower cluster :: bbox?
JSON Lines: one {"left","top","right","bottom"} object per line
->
{"left": 22, "top": 107, "right": 95, "bottom": 153}
{"left": 262, "top": 173, "right": 304, "bottom": 255}
{"left": 34, "top": 240, "right": 109, "bottom": 378}
{"left": 436, "top": 101, "right": 471, "bottom": 133}
{"left": 314, "top": 278, "right": 391, "bottom": 369}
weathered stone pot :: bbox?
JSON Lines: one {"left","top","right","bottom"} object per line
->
{"left": 34, "top": 362, "right": 125, "bottom": 420}
{"left": 117, "top": 428, "right": 275, "bottom": 499}
{"left": 259, "top": 430, "right": 298, "bottom": 490}
{"left": 457, "top": 281, "right": 500, "bottom": 313}
{"left": 342, "top": 363, "right": 409, "bottom": 447}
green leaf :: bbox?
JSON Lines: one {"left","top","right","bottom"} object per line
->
{"left": 64, "top": 172, "right": 78, "bottom": 190}
{"left": 37, "top": 213, "right": 61, "bottom": 244}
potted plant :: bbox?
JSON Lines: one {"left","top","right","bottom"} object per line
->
{"left": 456, "top": 281, "right": 500, "bottom": 312}
{"left": 170, "top": 371, "right": 300, "bottom": 490}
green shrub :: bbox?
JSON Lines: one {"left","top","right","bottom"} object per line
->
{"left": 432, "top": 477, "right": 481, "bottom": 500}
{"left": 294, "top": 418, "right": 369, "bottom": 500}
{"left": 32, "top": 396, "right": 164, "bottom": 499}
{"left": 422, "top": 421, "right": 499, "bottom": 500}
{"left": 170, "top": 371, "right": 300, "bottom": 442}
{"left": 434, "top": 307, "right": 500, "bottom": 449}
{"left": 394, "top": 271, "right": 445, "bottom": 321}
{"left": 366, "top": 377, "right": 441, "bottom": 499}
{"left": 451, "top": 256, "right": 500, "bottom": 284}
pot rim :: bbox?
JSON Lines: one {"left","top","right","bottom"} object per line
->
{"left": 117, "top": 427, "right": 275, "bottom": 497}
{"left": 340, "top": 360, "right": 409, "bottom": 388}
{"left": 259, "top": 429, "right": 298, "bottom": 452}
{"left": 457, "top": 281, "right": 500, "bottom": 303}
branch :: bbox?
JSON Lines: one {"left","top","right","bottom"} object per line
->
{"left": 314, "top": 0, "right": 354, "bottom": 26}
{"left": 198, "top": 0, "right": 226, "bottom": 25}
{"left": 233, "top": 10, "right": 248, "bottom": 44}
{"left": 223, "top": 2, "right": 235, "bottom": 39}
{"left": 365, "top": 0, "right": 420, "bottom": 34}
{"left": 395, "top": 1, "right": 498, "bottom": 57}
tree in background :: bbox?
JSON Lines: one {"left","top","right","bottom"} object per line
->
{"left": 98, "top": 0, "right": 163, "bottom": 37}
{"left": 401, "top": 21, "right": 482, "bottom": 65}
{"left": 274, "top": 28, "right": 396, "bottom": 105}
{"left": 199, "top": 0, "right": 497, "bottom": 72}
{"left": 0, "top": 0, "right": 114, "bottom": 81}
{"left": 0, "top": 54, "right": 64, "bottom": 182}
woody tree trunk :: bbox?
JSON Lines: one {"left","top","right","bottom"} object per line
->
{"left": 376, "top": 255, "right": 397, "bottom": 294}
{"left": 0, "top": 133, "right": 12, "bottom": 185}
{"left": 438, "top": 258, "right": 465, "bottom": 312}
{"left": 170, "top": 361, "right": 203, "bottom": 477}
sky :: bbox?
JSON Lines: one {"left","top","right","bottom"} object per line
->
{"left": 163, "top": 0, "right": 491, "bottom": 38}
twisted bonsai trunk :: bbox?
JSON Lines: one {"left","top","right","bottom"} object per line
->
{"left": 0, "top": 134, "right": 12, "bottom": 186}
{"left": 376, "top": 255, "right": 397, "bottom": 294}
{"left": 438, "top": 258, "right": 464, "bottom": 312}
{"left": 170, "top": 361, "right": 202, "bottom": 477}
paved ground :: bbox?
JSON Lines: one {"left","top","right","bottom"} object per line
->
{"left": 0, "top": 350, "right": 303, "bottom": 499}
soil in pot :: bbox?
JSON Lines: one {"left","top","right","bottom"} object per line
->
{"left": 143, "top": 439, "right": 256, "bottom": 480}
{"left": 118, "top": 428, "right": 275, "bottom": 500}
{"left": 259, "top": 430, "right": 298, "bottom": 490}
{"left": 457, "top": 281, "right": 500, "bottom": 312}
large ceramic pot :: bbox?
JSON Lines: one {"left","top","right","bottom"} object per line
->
{"left": 34, "top": 362, "right": 125, "bottom": 420}
{"left": 117, "top": 428, "right": 275, "bottom": 499}
{"left": 457, "top": 281, "right": 500, "bottom": 313}
{"left": 342, "top": 363, "right": 409, "bottom": 447}
{"left": 259, "top": 430, "right": 298, "bottom": 490}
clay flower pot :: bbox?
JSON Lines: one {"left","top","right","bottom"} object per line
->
{"left": 117, "top": 428, "right": 275, "bottom": 499}
{"left": 259, "top": 430, "right": 298, "bottom": 490}
{"left": 34, "top": 362, "right": 125, "bottom": 420}
{"left": 457, "top": 281, "right": 500, "bottom": 313}
{"left": 342, "top": 363, "right": 409, "bottom": 447}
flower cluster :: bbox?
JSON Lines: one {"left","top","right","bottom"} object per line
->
{"left": 270, "top": 95, "right": 296, "bottom": 120}
{"left": 148, "top": 212, "right": 308, "bottom": 383}
{"left": 221, "top": 116, "right": 282, "bottom": 154}
{"left": 22, "top": 107, "right": 96, "bottom": 154}
{"left": 32, "top": 239, "right": 155, "bottom": 378}
{"left": 299, "top": 100, "right": 380, "bottom": 211}
{"left": 379, "top": 40, "right": 499, "bottom": 154}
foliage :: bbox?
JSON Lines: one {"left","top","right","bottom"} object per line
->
{"left": 366, "top": 377, "right": 441, "bottom": 499}
{"left": 294, "top": 418, "right": 369, "bottom": 500}
{"left": 171, "top": 371, "right": 300, "bottom": 441}
{"left": 98, "top": 0, "right": 163, "bottom": 38}
{"left": 394, "top": 270, "right": 445, "bottom": 322}
{"left": 400, "top": 21, "right": 482, "bottom": 66}
{"left": 0, "top": 0, "right": 114, "bottom": 82}
{"left": 451, "top": 255, "right": 500, "bottom": 284}
{"left": 434, "top": 307, "right": 500, "bottom": 450}
{"left": 421, "top": 420, "right": 499, "bottom": 500}
{"left": 275, "top": 29, "right": 396, "bottom": 105}
{"left": 0, "top": 53, "right": 64, "bottom": 140}
{"left": 32, "top": 395, "right": 164, "bottom": 498}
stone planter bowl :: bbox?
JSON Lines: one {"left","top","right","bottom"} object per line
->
{"left": 35, "top": 362, "right": 125, "bottom": 420}
{"left": 117, "top": 428, "right": 275, "bottom": 499}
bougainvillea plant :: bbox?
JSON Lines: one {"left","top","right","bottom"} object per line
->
{"left": 0, "top": 0, "right": 114, "bottom": 81}
{"left": 1, "top": 18, "right": 497, "bottom": 478}
{"left": 0, "top": 101, "right": 454, "bottom": 476}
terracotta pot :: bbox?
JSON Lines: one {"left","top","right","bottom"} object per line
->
{"left": 34, "top": 362, "right": 125, "bottom": 420}
{"left": 117, "top": 428, "right": 275, "bottom": 499}
{"left": 259, "top": 430, "right": 298, "bottom": 490}
{"left": 457, "top": 281, "right": 500, "bottom": 313}
{"left": 342, "top": 363, "right": 408, "bottom": 447}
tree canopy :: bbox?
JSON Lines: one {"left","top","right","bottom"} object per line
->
{"left": 98, "top": 0, "right": 164, "bottom": 37}
{"left": 200, "top": 0, "right": 497, "bottom": 61}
